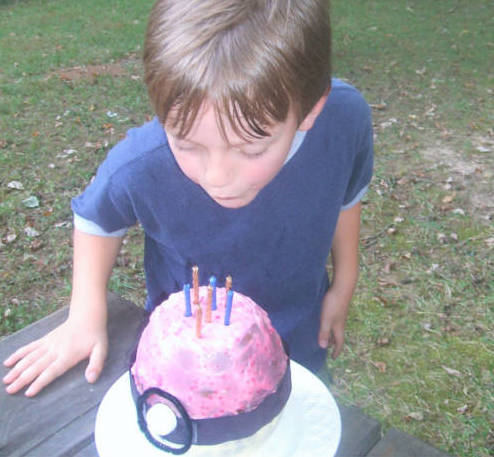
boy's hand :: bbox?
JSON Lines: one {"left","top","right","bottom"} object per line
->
{"left": 318, "top": 288, "right": 350, "bottom": 359}
{"left": 3, "top": 316, "right": 108, "bottom": 397}
{"left": 319, "top": 202, "right": 362, "bottom": 359}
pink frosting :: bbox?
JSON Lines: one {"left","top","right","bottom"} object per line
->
{"left": 131, "top": 286, "right": 287, "bottom": 419}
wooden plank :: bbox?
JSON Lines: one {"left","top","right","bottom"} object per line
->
{"left": 335, "top": 405, "right": 382, "bottom": 457}
{"left": 0, "top": 293, "right": 145, "bottom": 457}
{"left": 23, "top": 407, "right": 97, "bottom": 457}
{"left": 367, "top": 428, "right": 455, "bottom": 457}
{"left": 73, "top": 441, "right": 98, "bottom": 457}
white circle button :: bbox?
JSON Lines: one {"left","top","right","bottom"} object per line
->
{"left": 146, "top": 403, "right": 178, "bottom": 437}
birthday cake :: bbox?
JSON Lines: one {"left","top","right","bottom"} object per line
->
{"left": 129, "top": 270, "right": 291, "bottom": 454}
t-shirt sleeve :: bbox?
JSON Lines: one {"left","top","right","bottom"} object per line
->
{"left": 342, "top": 99, "right": 374, "bottom": 210}
{"left": 71, "top": 147, "right": 137, "bottom": 233}
{"left": 73, "top": 213, "right": 129, "bottom": 237}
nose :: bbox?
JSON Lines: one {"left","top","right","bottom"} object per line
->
{"left": 203, "top": 150, "right": 234, "bottom": 189}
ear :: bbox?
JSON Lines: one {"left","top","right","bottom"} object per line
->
{"left": 298, "top": 88, "right": 331, "bottom": 131}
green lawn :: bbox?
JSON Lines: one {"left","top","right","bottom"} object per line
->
{"left": 1, "top": 1, "right": 493, "bottom": 456}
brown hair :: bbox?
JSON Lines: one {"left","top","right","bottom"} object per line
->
{"left": 144, "top": 0, "right": 331, "bottom": 138}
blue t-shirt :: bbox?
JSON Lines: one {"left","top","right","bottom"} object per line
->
{"left": 71, "top": 79, "right": 373, "bottom": 372}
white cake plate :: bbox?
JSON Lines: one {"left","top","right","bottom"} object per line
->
{"left": 95, "top": 361, "right": 341, "bottom": 457}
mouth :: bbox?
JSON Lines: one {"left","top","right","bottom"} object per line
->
{"left": 214, "top": 196, "right": 238, "bottom": 201}
{"left": 212, "top": 195, "right": 246, "bottom": 208}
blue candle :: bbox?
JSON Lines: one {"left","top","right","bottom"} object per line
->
{"left": 209, "top": 276, "right": 217, "bottom": 310}
{"left": 224, "top": 290, "right": 233, "bottom": 326}
{"left": 184, "top": 283, "right": 192, "bottom": 317}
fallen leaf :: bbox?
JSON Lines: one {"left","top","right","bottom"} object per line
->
{"left": 54, "top": 221, "right": 71, "bottom": 228}
{"left": 442, "top": 194, "right": 455, "bottom": 203}
{"left": 456, "top": 404, "right": 469, "bottom": 414}
{"left": 380, "top": 118, "right": 398, "bottom": 129}
{"left": 22, "top": 196, "right": 40, "bottom": 208}
{"left": 30, "top": 239, "right": 43, "bottom": 251}
{"left": 423, "top": 322, "right": 433, "bottom": 332}
{"left": 405, "top": 412, "right": 424, "bottom": 421}
{"left": 7, "top": 181, "right": 24, "bottom": 190}
{"left": 382, "top": 262, "right": 394, "bottom": 274}
{"left": 371, "top": 102, "right": 387, "bottom": 110}
{"left": 378, "top": 277, "right": 399, "bottom": 287}
{"left": 437, "top": 232, "right": 447, "bottom": 243}
{"left": 442, "top": 365, "right": 461, "bottom": 377}
{"left": 377, "top": 337, "right": 390, "bottom": 346}
{"left": 24, "top": 227, "right": 40, "bottom": 237}
{"left": 371, "top": 361, "right": 387, "bottom": 372}
{"left": 373, "top": 295, "right": 388, "bottom": 306}
{"left": 5, "top": 233, "right": 17, "bottom": 243}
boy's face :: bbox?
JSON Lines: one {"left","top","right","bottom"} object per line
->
{"left": 166, "top": 98, "right": 325, "bottom": 209}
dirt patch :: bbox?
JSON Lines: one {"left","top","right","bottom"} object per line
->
{"left": 48, "top": 56, "right": 142, "bottom": 83}
{"left": 421, "top": 135, "right": 493, "bottom": 221}
{"left": 52, "top": 63, "right": 127, "bottom": 82}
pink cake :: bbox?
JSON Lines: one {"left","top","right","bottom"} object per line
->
{"left": 131, "top": 285, "right": 288, "bottom": 420}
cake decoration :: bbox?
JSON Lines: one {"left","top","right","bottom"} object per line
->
{"left": 129, "top": 265, "right": 291, "bottom": 453}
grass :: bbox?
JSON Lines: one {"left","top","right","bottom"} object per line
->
{"left": 1, "top": 1, "right": 493, "bottom": 456}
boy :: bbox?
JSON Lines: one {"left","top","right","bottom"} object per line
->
{"left": 3, "top": 0, "right": 372, "bottom": 396}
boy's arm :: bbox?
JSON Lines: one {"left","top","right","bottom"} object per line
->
{"left": 3, "top": 229, "right": 123, "bottom": 396}
{"left": 318, "top": 202, "right": 361, "bottom": 358}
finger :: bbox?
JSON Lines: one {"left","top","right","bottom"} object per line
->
{"left": 331, "top": 329, "right": 345, "bottom": 359}
{"left": 318, "top": 328, "right": 331, "bottom": 349}
{"left": 5, "top": 352, "right": 55, "bottom": 395}
{"left": 25, "top": 357, "right": 68, "bottom": 397}
{"left": 85, "top": 343, "right": 107, "bottom": 383}
{"left": 3, "top": 346, "right": 45, "bottom": 385}
{"left": 3, "top": 339, "right": 42, "bottom": 367}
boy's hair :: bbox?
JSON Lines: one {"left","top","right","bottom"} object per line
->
{"left": 144, "top": 0, "right": 331, "bottom": 138}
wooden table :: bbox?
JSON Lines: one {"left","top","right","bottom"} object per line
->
{"left": 0, "top": 294, "right": 453, "bottom": 457}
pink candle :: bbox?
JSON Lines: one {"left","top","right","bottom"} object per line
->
{"left": 195, "top": 305, "right": 202, "bottom": 338}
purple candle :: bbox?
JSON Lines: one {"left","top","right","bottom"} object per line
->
{"left": 209, "top": 276, "right": 217, "bottom": 310}
{"left": 184, "top": 283, "right": 192, "bottom": 317}
{"left": 224, "top": 290, "right": 233, "bottom": 326}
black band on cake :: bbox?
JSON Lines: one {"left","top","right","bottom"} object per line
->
{"left": 136, "top": 387, "right": 193, "bottom": 455}
{"left": 129, "top": 359, "right": 291, "bottom": 446}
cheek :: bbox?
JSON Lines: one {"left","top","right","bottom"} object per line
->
{"left": 173, "top": 153, "right": 201, "bottom": 184}
{"left": 245, "top": 156, "right": 285, "bottom": 189}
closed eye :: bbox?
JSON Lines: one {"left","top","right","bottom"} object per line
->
{"left": 173, "top": 141, "right": 202, "bottom": 153}
{"left": 240, "top": 147, "right": 267, "bottom": 158}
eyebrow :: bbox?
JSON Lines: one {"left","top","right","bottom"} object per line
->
{"left": 169, "top": 130, "right": 276, "bottom": 148}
